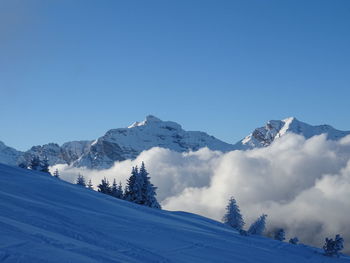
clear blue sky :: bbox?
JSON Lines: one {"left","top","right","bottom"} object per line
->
{"left": 1, "top": 0, "right": 349, "bottom": 151}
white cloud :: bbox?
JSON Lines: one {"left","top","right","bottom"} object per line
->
{"left": 53, "top": 134, "right": 350, "bottom": 252}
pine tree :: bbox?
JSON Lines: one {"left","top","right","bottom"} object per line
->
{"left": 124, "top": 163, "right": 161, "bottom": 208}
{"left": 144, "top": 180, "right": 161, "bottom": 209}
{"left": 125, "top": 166, "right": 142, "bottom": 203}
{"left": 139, "top": 162, "right": 161, "bottom": 209}
{"left": 53, "top": 169, "right": 60, "bottom": 178}
{"left": 274, "top": 228, "right": 285, "bottom": 241}
{"left": 97, "top": 177, "right": 111, "bottom": 194}
{"left": 124, "top": 167, "right": 134, "bottom": 201}
{"left": 111, "top": 179, "right": 117, "bottom": 195}
{"left": 123, "top": 185, "right": 128, "bottom": 197}
{"left": 248, "top": 214, "right": 267, "bottom": 235}
{"left": 222, "top": 197, "right": 244, "bottom": 230}
{"left": 323, "top": 234, "right": 344, "bottom": 257}
{"left": 118, "top": 181, "right": 124, "bottom": 199}
{"left": 289, "top": 237, "right": 299, "bottom": 245}
{"left": 40, "top": 157, "right": 50, "bottom": 174}
{"left": 133, "top": 166, "right": 144, "bottom": 204}
{"left": 29, "top": 156, "right": 41, "bottom": 171}
{"left": 87, "top": 179, "right": 93, "bottom": 190}
{"left": 76, "top": 174, "right": 86, "bottom": 187}
{"left": 111, "top": 179, "right": 123, "bottom": 199}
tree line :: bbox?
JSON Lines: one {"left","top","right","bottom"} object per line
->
{"left": 21, "top": 157, "right": 161, "bottom": 210}
{"left": 52, "top": 162, "right": 161, "bottom": 210}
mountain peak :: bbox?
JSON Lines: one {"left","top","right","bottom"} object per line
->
{"left": 237, "top": 117, "right": 350, "bottom": 149}
{"left": 282, "top": 116, "right": 297, "bottom": 123}
{"left": 145, "top": 115, "right": 162, "bottom": 123}
{"left": 79, "top": 115, "right": 234, "bottom": 169}
{"left": 128, "top": 115, "right": 162, "bottom": 128}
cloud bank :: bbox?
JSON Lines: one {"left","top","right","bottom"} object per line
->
{"left": 53, "top": 134, "right": 350, "bottom": 252}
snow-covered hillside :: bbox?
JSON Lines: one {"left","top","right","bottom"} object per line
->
{"left": 0, "top": 164, "right": 348, "bottom": 263}
{"left": 235, "top": 117, "right": 350, "bottom": 149}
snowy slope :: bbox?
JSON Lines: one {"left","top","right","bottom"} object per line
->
{"left": 0, "top": 164, "right": 349, "bottom": 263}
{"left": 235, "top": 117, "right": 350, "bottom": 149}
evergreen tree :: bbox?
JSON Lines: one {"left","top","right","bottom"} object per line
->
{"left": 87, "top": 179, "right": 93, "bottom": 190}
{"left": 248, "top": 214, "right": 267, "bottom": 235}
{"left": 133, "top": 166, "right": 144, "bottom": 204}
{"left": 222, "top": 197, "right": 244, "bottom": 230}
{"left": 124, "top": 163, "right": 161, "bottom": 209}
{"left": 323, "top": 234, "right": 344, "bottom": 257}
{"left": 76, "top": 174, "right": 86, "bottom": 187}
{"left": 29, "top": 156, "right": 41, "bottom": 171}
{"left": 123, "top": 185, "right": 128, "bottom": 198}
{"left": 124, "top": 167, "right": 134, "bottom": 201}
{"left": 139, "top": 162, "right": 161, "bottom": 209}
{"left": 97, "top": 177, "right": 111, "bottom": 194}
{"left": 144, "top": 180, "right": 161, "bottom": 209}
{"left": 289, "top": 237, "right": 299, "bottom": 245}
{"left": 111, "top": 179, "right": 123, "bottom": 199}
{"left": 118, "top": 182, "right": 123, "bottom": 198}
{"left": 125, "top": 166, "right": 142, "bottom": 203}
{"left": 53, "top": 169, "right": 60, "bottom": 178}
{"left": 274, "top": 228, "right": 285, "bottom": 241}
{"left": 111, "top": 179, "right": 117, "bottom": 195}
{"left": 40, "top": 157, "right": 50, "bottom": 174}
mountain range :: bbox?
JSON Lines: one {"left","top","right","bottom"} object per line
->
{"left": 1, "top": 115, "right": 349, "bottom": 169}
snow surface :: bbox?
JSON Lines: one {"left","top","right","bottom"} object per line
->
{"left": 0, "top": 163, "right": 349, "bottom": 262}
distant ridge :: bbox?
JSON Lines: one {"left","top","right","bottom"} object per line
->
{"left": 1, "top": 116, "right": 349, "bottom": 169}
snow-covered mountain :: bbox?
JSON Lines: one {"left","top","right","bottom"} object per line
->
{"left": 75, "top": 115, "right": 235, "bottom": 169}
{"left": 0, "top": 163, "right": 348, "bottom": 262}
{"left": 1, "top": 116, "right": 349, "bottom": 169}
{"left": 0, "top": 115, "right": 236, "bottom": 169}
{"left": 17, "top": 141, "right": 92, "bottom": 166}
{"left": 235, "top": 117, "right": 350, "bottom": 149}
{"left": 0, "top": 140, "right": 21, "bottom": 166}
